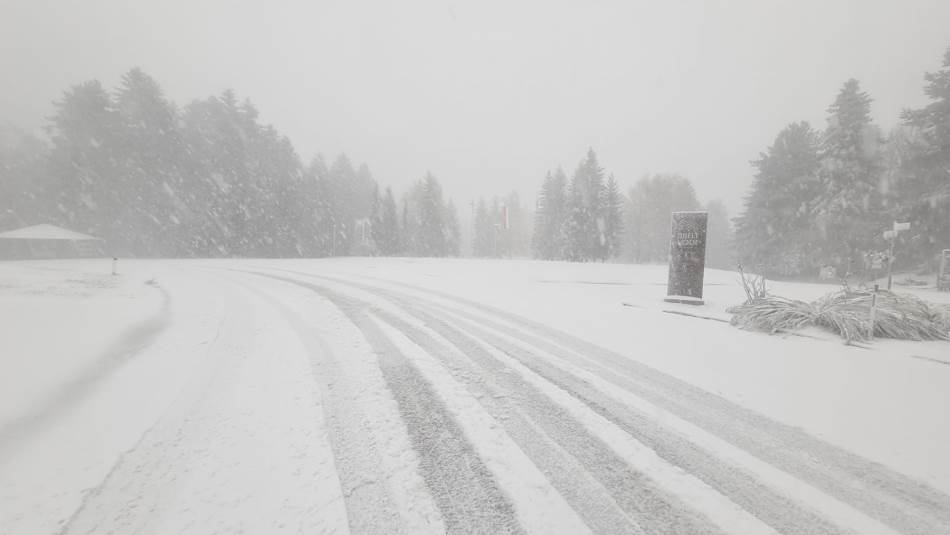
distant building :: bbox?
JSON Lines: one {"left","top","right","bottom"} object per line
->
{"left": 0, "top": 224, "right": 104, "bottom": 259}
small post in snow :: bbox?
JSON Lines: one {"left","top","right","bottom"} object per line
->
{"left": 112, "top": 257, "right": 118, "bottom": 276}
{"left": 884, "top": 221, "right": 910, "bottom": 290}
{"left": 868, "top": 284, "right": 878, "bottom": 340}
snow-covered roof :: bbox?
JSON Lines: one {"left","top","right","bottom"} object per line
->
{"left": 0, "top": 224, "right": 101, "bottom": 241}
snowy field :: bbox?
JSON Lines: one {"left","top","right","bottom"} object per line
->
{"left": 1, "top": 257, "right": 949, "bottom": 534}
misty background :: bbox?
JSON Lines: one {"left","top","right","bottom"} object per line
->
{"left": 3, "top": 0, "right": 949, "bottom": 210}
{"left": 1, "top": 0, "right": 949, "bottom": 274}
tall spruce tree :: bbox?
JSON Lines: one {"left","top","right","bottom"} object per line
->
{"left": 602, "top": 174, "right": 624, "bottom": 260}
{"left": 565, "top": 148, "right": 605, "bottom": 261}
{"left": 417, "top": 172, "right": 446, "bottom": 256}
{"left": 532, "top": 170, "right": 568, "bottom": 259}
{"left": 734, "top": 121, "right": 821, "bottom": 275}
{"left": 47, "top": 80, "right": 123, "bottom": 245}
{"left": 114, "top": 68, "right": 189, "bottom": 256}
{"left": 0, "top": 125, "right": 48, "bottom": 230}
{"left": 813, "top": 79, "right": 885, "bottom": 269}
{"left": 373, "top": 186, "right": 401, "bottom": 255}
{"left": 445, "top": 199, "right": 461, "bottom": 256}
{"left": 900, "top": 46, "right": 950, "bottom": 265}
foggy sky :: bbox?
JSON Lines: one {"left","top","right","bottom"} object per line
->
{"left": 2, "top": 0, "right": 949, "bottom": 214}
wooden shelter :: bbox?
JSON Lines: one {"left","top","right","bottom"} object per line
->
{"left": 0, "top": 224, "right": 104, "bottom": 259}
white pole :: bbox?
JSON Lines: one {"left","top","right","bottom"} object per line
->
{"left": 112, "top": 257, "right": 118, "bottom": 276}
{"left": 886, "top": 235, "right": 896, "bottom": 290}
{"left": 868, "top": 284, "right": 878, "bottom": 339}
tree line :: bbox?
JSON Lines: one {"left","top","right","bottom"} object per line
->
{"left": 530, "top": 149, "right": 734, "bottom": 268}
{"left": 0, "top": 68, "right": 460, "bottom": 258}
{"left": 734, "top": 46, "right": 950, "bottom": 277}
{"left": 531, "top": 149, "right": 625, "bottom": 262}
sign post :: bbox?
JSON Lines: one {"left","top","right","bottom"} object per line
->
{"left": 665, "top": 211, "right": 708, "bottom": 305}
{"left": 938, "top": 249, "right": 950, "bottom": 291}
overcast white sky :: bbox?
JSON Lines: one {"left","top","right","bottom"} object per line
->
{"left": 2, "top": 0, "right": 948, "bottom": 214}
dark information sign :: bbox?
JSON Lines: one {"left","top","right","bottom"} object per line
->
{"left": 665, "top": 211, "right": 708, "bottom": 304}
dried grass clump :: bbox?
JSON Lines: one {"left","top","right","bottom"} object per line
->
{"left": 728, "top": 288, "right": 950, "bottom": 343}
{"left": 728, "top": 297, "right": 815, "bottom": 334}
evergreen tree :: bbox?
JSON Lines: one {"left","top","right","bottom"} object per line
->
{"left": 373, "top": 186, "right": 401, "bottom": 255}
{"left": 489, "top": 196, "right": 506, "bottom": 257}
{"left": 114, "top": 68, "right": 188, "bottom": 256}
{"left": 401, "top": 198, "right": 415, "bottom": 255}
{"left": 532, "top": 171, "right": 556, "bottom": 259}
{"left": 445, "top": 199, "right": 461, "bottom": 256}
{"left": 549, "top": 167, "right": 569, "bottom": 259}
{"left": 0, "top": 125, "right": 48, "bottom": 230}
{"left": 326, "top": 154, "right": 356, "bottom": 255}
{"left": 813, "top": 79, "right": 885, "bottom": 270}
{"left": 417, "top": 172, "right": 446, "bottom": 256}
{"left": 305, "top": 155, "right": 332, "bottom": 256}
{"left": 623, "top": 174, "right": 700, "bottom": 263}
{"left": 602, "top": 174, "right": 624, "bottom": 260}
{"left": 565, "top": 148, "right": 605, "bottom": 261}
{"left": 705, "top": 199, "right": 735, "bottom": 270}
{"left": 734, "top": 121, "right": 821, "bottom": 275}
{"left": 473, "top": 198, "right": 492, "bottom": 257}
{"left": 46, "top": 80, "right": 123, "bottom": 245}
{"left": 531, "top": 168, "right": 569, "bottom": 259}
{"left": 900, "top": 46, "right": 950, "bottom": 265}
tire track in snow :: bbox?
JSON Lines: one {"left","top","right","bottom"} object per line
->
{"left": 253, "top": 270, "right": 724, "bottom": 535}
{"left": 369, "top": 316, "right": 595, "bottom": 535}
{"left": 366, "top": 313, "right": 643, "bottom": 535}
{"left": 423, "top": 303, "right": 861, "bottom": 535}
{"left": 251, "top": 273, "right": 522, "bottom": 534}
{"left": 224, "top": 275, "right": 443, "bottom": 535}
{"left": 369, "top": 304, "right": 724, "bottom": 535}
{"left": 330, "top": 274, "right": 950, "bottom": 535}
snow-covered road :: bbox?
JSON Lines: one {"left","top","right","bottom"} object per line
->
{"left": 1, "top": 258, "right": 949, "bottom": 534}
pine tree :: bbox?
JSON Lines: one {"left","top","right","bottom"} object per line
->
{"left": 531, "top": 168, "right": 570, "bottom": 260}
{"left": 900, "top": 46, "right": 950, "bottom": 265}
{"left": 445, "top": 199, "right": 461, "bottom": 256}
{"left": 734, "top": 121, "right": 821, "bottom": 275}
{"left": 326, "top": 154, "right": 356, "bottom": 255}
{"left": 623, "top": 174, "right": 701, "bottom": 263}
{"left": 401, "top": 198, "right": 415, "bottom": 255}
{"left": 565, "top": 148, "right": 605, "bottom": 261}
{"left": 373, "top": 186, "right": 401, "bottom": 255}
{"left": 114, "top": 68, "right": 188, "bottom": 256}
{"left": 416, "top": 173, "right": 446, "bottom": 256}
{"left": 705, "top": 199, "right": 735, "bottom": 270}
{"left": 305, "top": 155, "right": 332, "bottom": 256}
{"left": 0, "top": 126, "right": 49, "bottom": 230}
{"left": 602, "top": 174, "right": 624, "bottom": 260}
{"left": 813, "top": 79, "right": 885, "bottom": 270}
{"left": 549, "top": 167, "right": 569, "bottom": 259}
{"left": 532, "top": 172, "right": 554, "bottom": 259}
{"left": 473, "top": 198, "right": 492, "bottom": 257}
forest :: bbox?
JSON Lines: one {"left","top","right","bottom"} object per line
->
{"left": 3, "top": 46, "right": 950, "bottom": 275}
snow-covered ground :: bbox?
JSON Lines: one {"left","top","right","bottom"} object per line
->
{"left": 1, "top": 257, "right": 948, "bottom": 534}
